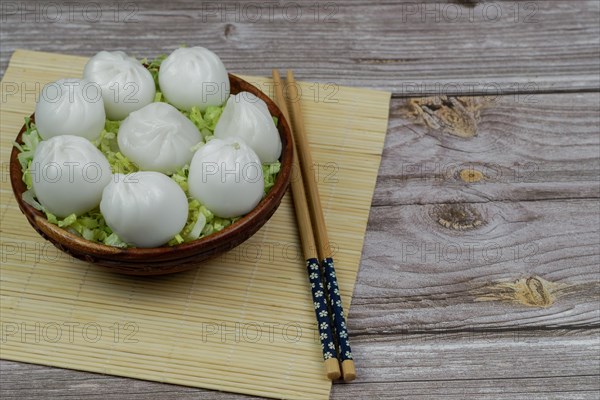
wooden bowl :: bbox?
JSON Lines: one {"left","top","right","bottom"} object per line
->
{"left": 9, "top": 74, "right": 293, "bottom": 275}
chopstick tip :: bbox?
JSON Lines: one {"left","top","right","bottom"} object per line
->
{"left": 341, "top": 360, "right": 357, "bottom": 382}
{"left": 324, "top": 358, "right": 341, "bottom": 380}
{"left": 286, "top": 69, "right": 295, "bottom": 80}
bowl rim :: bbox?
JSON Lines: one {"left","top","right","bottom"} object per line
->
{"left": 9, "top": 73, "right": 293, "bottom": 262}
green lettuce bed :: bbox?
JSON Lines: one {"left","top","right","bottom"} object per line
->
{"left": 15, "top": 56, "right": 281, "bottom": 248}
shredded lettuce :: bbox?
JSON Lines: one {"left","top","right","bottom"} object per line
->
{"left": 13, "top": 117, "right": 42, "bottom": 190}
{"left": 142, "top": 53, "right": 167, "bottom": 88}
{"left": 263, "top": 161, "right": 281, "bottom": 193}
{"left": 202, "top": 106, "right": 224, "bottom": 131}
{"left": 183, "top": 106, "right": 222, "bottom": 140}
{"left": 94, "top": 121, "right": 139, "bottom": 175}
{"left": 22, "top": 189, "right": 44, "bottom": 210}
{"left": 14, "top": 55, "right": 282, "bottom": 248}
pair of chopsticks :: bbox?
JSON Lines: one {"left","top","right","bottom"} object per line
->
{"left": 272, "top": 70, "right": 356, "bottom": 382}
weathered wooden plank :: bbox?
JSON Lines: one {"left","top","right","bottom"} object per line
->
{"left": 347, "top": 329, "right": 600, "bottom": 382}
{"left": 331, "top": 378, "right": 600, "bottom": 400}
{"left": 351, "top": 198, "right": 600, "bottom": 333}
{"left": 1, "top": 0, "right": 598, "bottom": 94}
{"left": 373, "top": 93, "right": 600, "bottom": 206}
{"left": 1, "top": 1, "right": 599, "bottom": 399}
{"left": 2, "top": 330, "right": 599, "bottom": 399}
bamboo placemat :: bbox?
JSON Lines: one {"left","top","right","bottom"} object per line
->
{"left": 0, "top": 50, "right": 391, "bottom": 399}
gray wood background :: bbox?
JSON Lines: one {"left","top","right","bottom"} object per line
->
{"left": 1, "top": 0, "right": 599, "bottom": 399}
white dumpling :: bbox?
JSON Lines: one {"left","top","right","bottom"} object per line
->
{"left": 117, "top": 102, "right": 202, "bottom": 174}
{"left": 31, "top": 135, "right": 111, "bottom": 218}
{"left": 83, "top": 51, "right": 156, "bottom": 121}
{"left": 158, "top": 47, "right": 230, "bottom": 111}
{"left": 35, "top": 78, "right": 106, "bottom": 141}
{"left": 100, "top": 172, "right": 188, "bottom": 248}
{"left": 188, "top": 138, "right": 264, "bottom": 218}
{"left": 214, "top": 92, "right": 282, "bottom": 163}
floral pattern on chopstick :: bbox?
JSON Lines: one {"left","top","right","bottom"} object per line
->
{"left": 322, "top": 257, "right": 353, "bottom": 361}
{"left": 306, "top": 258, "right": 338, "bottom": 360}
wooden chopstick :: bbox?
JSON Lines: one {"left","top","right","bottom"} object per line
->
{"left": 272, "top": 69, "right": 341, "bottom": 381}
{"left": 284, "top": 70, "right": 357, "bottom": 382}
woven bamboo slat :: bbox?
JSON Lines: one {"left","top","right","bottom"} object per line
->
{"left": 0, "top": 50, "right": 391, "bottom": 400}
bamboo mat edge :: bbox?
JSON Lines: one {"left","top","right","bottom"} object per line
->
{"left": 0, "top": 49, "right": 391, "bottom": 400}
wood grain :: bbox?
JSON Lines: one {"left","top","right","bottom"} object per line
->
{"left": 1, "top": 0, "right": 598, "bottom": 95}
{"left": 374, "top": 93, "right": 600, "bottom": 206}
{"left": 1, "top": 0, "right": 600, "bottom": 399}
{"left": 351, "top": 198, "right": 600, "bottom": 333}
{"left": 2, "top": 330, "right": 599, "bottom": 399}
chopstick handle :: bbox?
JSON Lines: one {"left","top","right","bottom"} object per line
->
{"left": 272, "top": 69, "right": 341, "bottom": 380}
{"left": 306, "top": 257, "right": 341, "bottom": 379}
{"left": 322, "top": 257, "right": 356, "bottom": 381}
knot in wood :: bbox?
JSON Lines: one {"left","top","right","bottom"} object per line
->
{"left": 224, "top": 24, "right": 236, "bottom": 38}
{"left": 406, "top": 96, "right": 485, "bottom": 138}
{"left": 435, "top": 203, "right": 484, "bottom": 230}
{"left": 459, "top": 168, "right": 484, "bottom": 183}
